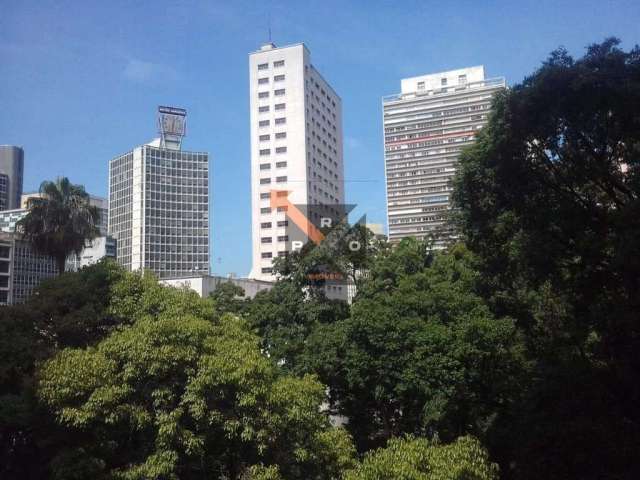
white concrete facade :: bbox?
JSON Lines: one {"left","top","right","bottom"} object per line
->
{"left": 383, "top": 66, "right": 505, "bottom": 246}
{"left": 248, "top": 43, "right": 345, "bottom": 280}
{"left": 161, "top": 275, "right": 273, "bottom": 299}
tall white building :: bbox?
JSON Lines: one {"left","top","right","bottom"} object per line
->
{"left": 248, "top": 43, "right": 345, "bottom": 280}
{"left": 108, "top": 107, "right": 209, "bottom": 279}
{"left": 382, "top": 66, "right": 505, "bottom": 246}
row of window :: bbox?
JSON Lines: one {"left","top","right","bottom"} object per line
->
{"left": 259, "top": 147, "right": 287, "bottom": 155}
{"left": 261, "top": 251, "right": 287, "bottom": 259}
{"left": 260, "top": 206, "right": 288, "bottom": 214}
{"left": 260, "top": 132, "right": 287, "bottom": 141}
{"left": 260, "top": 220, "right": 289, "bottom": 228}
{"left": 259, "top": 176, "right": 287, "bottom": 184}
{"left": 261, "top": 235, "right": 289, "bottom": 243}
{"left": 258, "top": 74, "right": 285, "bottom": 84}
{"left": 258, "top": 60, "right": 285, "bottom": 70}
{"left": 258, "top": 103, "right": 286, "bottom": 113}
{"left": 260, "top": 161, "right": 287, "bottom": 169}
{"left": 259, "top": 117, "right": 286, "bottom": 127}
{"left": 385, "top": 146, "right": 462, "bottom": 162}
{"left": 258, "top": 89, "right": 285, "bottom": 99}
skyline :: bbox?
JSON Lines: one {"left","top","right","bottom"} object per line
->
{"left": 2, "top": 0, "right": 639, "bottom": 276}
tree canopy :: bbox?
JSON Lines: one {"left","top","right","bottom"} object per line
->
{"left": 453, "top": 38, "right": 640, "bottom": 479}
{"left": 17, "top": 177, "right": 100, "bottom": 274}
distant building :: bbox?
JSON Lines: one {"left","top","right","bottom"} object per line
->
{"left": 66, "top": 235, "right": 117, "bottom": 272}
{"left": 0, "top": 146, "right": 24, "bottom": 211}
{"left": 161, "top": 275, "right": 273, "bottom": 299}
{"left": 21, "top": 193, "right": 109, "bottom": 235}
{"left": 382, "top": 66, "right": 505, "bottom": 246}
{"left": 108, "top": 107, "right": 210, "bottom": 279}
{"left": 0, "top": 231, "right": 58, "bottom": 305}
{"left": 248, "top": 42, "right": 345, "bottom": 281}
{"left": 0, "top": 208, "right": 116, "bottom": 304}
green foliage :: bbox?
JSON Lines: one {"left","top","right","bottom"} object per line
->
{"left": 107, "top": 268, "right": 215, "bottom": 322}
{"left": 209, "top": 281, "right": 250, "bottom": 316}
{"left": 452, "top": 38, "right": 640, "bottom": 479}
{"left": 246, "top": 281, "right": 349, "bottom": 374}
{"left": 38, "top": 307, "right": 354, "bottom": 479}
{"left": 305, "top": 240, "right": 527, "bottom": 450}
{"left": 17, "top": 177, "right": 100, "bottom": 274}
{"left": 344, "top": 436, "right": 498, "bottom": 480}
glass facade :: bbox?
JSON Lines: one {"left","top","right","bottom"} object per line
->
{"left": 109, "top": 145, "right": 209, "bottom": 279}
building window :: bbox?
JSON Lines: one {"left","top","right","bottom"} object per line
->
{"left": 275, "top": 147, "right": 287, "bottom": 154}
{"left": 275, "top": 103, "right": 285, "bottom": 111}
{"left": 261, "top": 222, "right": 272, "bottom": 228}
{"left": 258, "top": 77, "right": 269, "bottom": 84}
{"left": 276, "top": 161, "right": 287, "bottom": 168}
{"left": 260, "top": 163, "right": 271, "bottom": 170}
{"left": 258, "top": 63, "right": 268, "bottom": 70}
{"left": 277, "top": 206, "right": 288, "bottom": 212}
{"left": 275, "top": 117, "right": 286, "bottom": 125}
{"left": 260, "top": 192, "right": 270, "bottom": 199}
{"left": 273, "top": 60, "right": 285, "bottom": 68}
{"left": 260, "top": 178, "right": 271, "bottom": 184}
{"left": 259, "top": 134, "right": 270, "bottom": 141}
{"left": 259, "top": 149, "right": 271, "bottom": 156}
{"left": 261, "top": 252, "right": 272, "bottom": 258}
{"left": 278, "top": 251, "right": 287, "bottom": 257}
{"left": 259, "top": 106, "right": 270, "bottom": 113}
{"left": 258, "top": 91, "right": 269, "bottom": 99}
{"left": 274, "top": 74, "right": 285, "bottom": 82}
{"left": 417, "top": 81, "right": 425, "bottom": 90}
{"left": 261, "top": 237, "right": 272, "bottom": 244}
{"left": 260, "top": 207, "right": 271, "bottom": 214}
{"left": 259, "top": 120, "right": 270, "bottom": 127}
{"left": 274, "top": 89, "right": 285, "bottom": 96}
{"left": 277, "top": 220, "right": 288, "bottom": 227}
{"left": 261, "top": 267, "right": 273, "bottom": 274}
{"left": 276, "top": 176, "right": 287, "bottom": 183}
{"left": 441, "top": 77, "right": 447, "bottom": 86}
{"left": 275, "top": 132, "right": 287, "bottom": 139}
{"left": 277, "top": 235, "right": 289, "bottom": 242}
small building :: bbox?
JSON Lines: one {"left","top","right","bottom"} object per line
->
{"left": 161, "top": 275, "right": 273, "bottom": 299}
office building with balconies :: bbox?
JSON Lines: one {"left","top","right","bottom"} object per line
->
{"left": 382, "top": 66, "right": 505, "bottom": 246}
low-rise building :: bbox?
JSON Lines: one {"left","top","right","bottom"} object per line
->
{"left": 161, "top": 275, "right": 273, "bottom": 299}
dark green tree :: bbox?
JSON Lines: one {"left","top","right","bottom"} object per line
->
{"left": 304, "top": 240, "right": 528, "bottom": 452}
{"left": 453, "top": 38, "right": 640, "bottom": 479}
{"left": 17, "top": 177, "right": 100, "bottom": 274}
{"left": 209, "top": 281, "right": 250, "bottom": 317}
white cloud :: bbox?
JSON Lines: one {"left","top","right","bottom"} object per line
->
{"left": 122, "top": 58, "right": 178, "bottom": 83}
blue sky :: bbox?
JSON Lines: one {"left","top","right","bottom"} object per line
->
{"left": 1, "top": 0, "right": 638, "bottom": 276}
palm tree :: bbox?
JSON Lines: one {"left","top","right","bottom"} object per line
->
{"left": 17, "top": 177, "right": 100, "bottom": 275}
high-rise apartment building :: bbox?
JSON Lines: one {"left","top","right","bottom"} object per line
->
{"left": 248, "top": 42, "right": 345, "bottom": 280}
{"left": 0, "top": 145, "right": 24, "bottom": 211}
{"left": 382, "top": 66, "right": 505, "bottom": 245}
{"left": 108, "top": 107, "right": 209, "bottom": 279}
